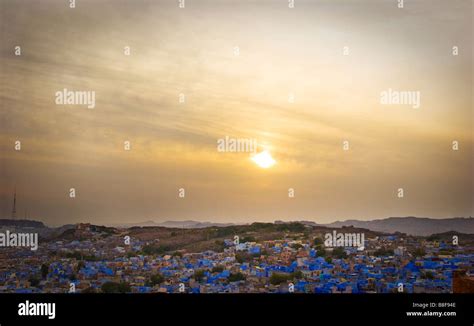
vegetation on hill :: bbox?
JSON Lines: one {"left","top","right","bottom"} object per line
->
{"left": 101, "top": 281, "right": 131, "bottom": 293}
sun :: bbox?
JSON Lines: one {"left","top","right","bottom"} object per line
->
{"left": 251, "top": 150, "right": 276, "bottom": 169}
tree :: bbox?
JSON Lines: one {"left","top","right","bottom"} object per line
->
{"left": 313, "top": 237, "right": 323, "bottom": 246}
{"left": 101, "top": 281, "right": 131, "bottom": 293}
{"left": 41, "top": 264, "right": 49, "bottom": 279}
{"left": 213, "top": 240, "right": 225, "bottom": 252}
{"left": 211, "top": 265, "right": 224, "bottom": 273}
{"left": 76, "top": 260, "right": 85, "bottom": 272}
{"left": 141, "top": 245, "right": 170, "bottom": 256}
{"left": 65, "top": 251, "right": 82, "bottom": 260}
{"left": 228, "top": 272, "right": 246, "bottom": 282}
{"left": 270, "top": 273, "right": 291, "bottom": 285}
{"left": 241, "top": 236, "right": 256, "bottom": 243}
{"left": 235, "top": 252, "right": 251, "bottom": 264}
{"left": 29, "top": 277, "right": 40, "bottom": 287}
{"left": 316, "top": 248, "right": 326, "bottom": 257}
{"left": 146, "top": 273, "right": 164, "bottom": 286}
{"left": 374, "top": 248, "right": 394, "bottom": 257}
{"left": 291, "top": 243, "right": 303, "bottom": 250}
{"left": 291, "top": 270, "right": 303, "bottom": 280}
{"left": 332, "top": 247, "right": 347, "bottom": 259}
{"left": 412, "top": 248, "right": 426, "bottom": 258}
{"left": 275, "top": 223, "right": 306, "bottom": 232}
{"left": 194, "top": 270, "right": 206, "bottom": 282}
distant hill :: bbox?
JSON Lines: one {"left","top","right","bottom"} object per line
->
{"left": 324, "top": 217, "right": 474, "bottom": 236}
{"left": 425, "top": 231, "right": 474, "bottom": 242}
{"left": 4, "top": 217, "right": 473, "bottom": 237}
{"left": 125, "top": 222, "right": 372, "bottom": 253}
{"left": 116, "top": 220, "right": 235, "bottom": 229}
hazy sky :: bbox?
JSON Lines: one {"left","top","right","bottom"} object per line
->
{"left": 1, "top": 0, "right": 473, "bottom": 226}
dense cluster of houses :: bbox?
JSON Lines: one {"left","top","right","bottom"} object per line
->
{"left": 0, "top": 227, "right": 472, "bottom": 294}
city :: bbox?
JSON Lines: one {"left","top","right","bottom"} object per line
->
{"left": 1, "top": 221, "right": 473, "bottom": 294}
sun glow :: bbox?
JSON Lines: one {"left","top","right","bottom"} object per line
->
{"left": 251, "top": 150, "right": 276, "bottom": 169}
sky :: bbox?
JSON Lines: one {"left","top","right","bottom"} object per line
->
{"left": 0, "top": 0, "right": 473, "bottom": 226}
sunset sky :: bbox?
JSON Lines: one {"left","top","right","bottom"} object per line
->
{"left": 1, "top": 0, "right": 472, "bottom": 226}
